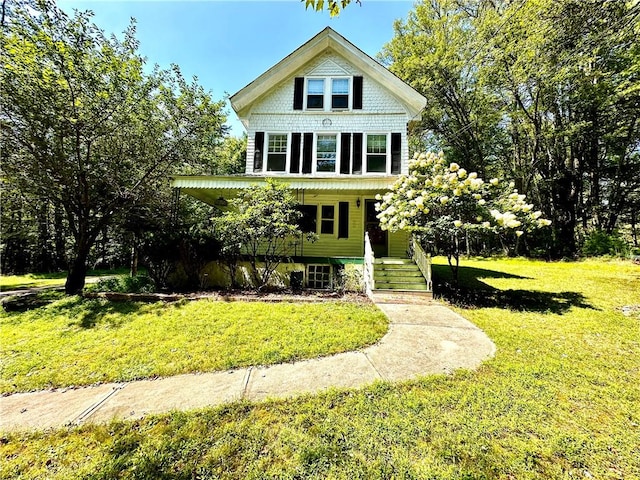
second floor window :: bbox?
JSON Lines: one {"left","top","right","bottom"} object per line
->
{"left": 316, "top": 135, "right": 337, "bottom": 173}
{"left": 267, "top": 134, "right": 287, "bottom": 172}
{"left": 366, "top": 134, "right": 387, "bottom": 173}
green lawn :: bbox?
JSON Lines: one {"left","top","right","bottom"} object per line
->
{"left": 0, "top": 268, "right": 130, "bottom": 291}
{"left": 0, "top": 297, "right": 388, "bottom": 394}
{"left": 0, "top": 272, "right": 69, "bottom": 290}
{"left": 2, "top": 258, "right": 639, "bottom": 479}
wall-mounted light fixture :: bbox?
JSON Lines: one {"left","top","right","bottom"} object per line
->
{"left": 356, "top": 198, "right": 361, "bottom": 208}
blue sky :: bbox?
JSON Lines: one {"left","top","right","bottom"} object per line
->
{"left": 58, "top": 0, "right": 415, "bottom": 136}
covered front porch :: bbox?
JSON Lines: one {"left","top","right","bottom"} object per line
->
{"left": 171, "top": 175, "right": 432, "bottom": 294}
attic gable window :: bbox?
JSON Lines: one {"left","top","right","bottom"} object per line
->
{"left": 306, "top": 79, "right": 325, "bottom": 109}
{"left": 294, "top": 76, "right": 362, "bottom": 111}
{"left": 331, "top": 78, "right": 349, "bottom": 109}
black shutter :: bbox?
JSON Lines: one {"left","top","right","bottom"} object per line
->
{"left": 254, "top": 132, "right": 264, "bottom": 172}
{"left": 302, "top": 133, "right": 313, "bottom": 174}
{"left": 290, "top": 133, "right": 301, "bottom": 173}
{"left": 352, "top": 133, "right": 362, "bottom": 174}
{"left": 353, "top": 76, "right": 363, "bottom": 110}
{"left": 338, "top": 202, "right": 349, "bottom": 239}
{"left": 293, "top": 77, "right": 304, "bottom": 110}
{"left": 391, "top": 133, "right": 401, "bottom": 174}
{"left": 339, "top": 133, "right": 351, "bottom": 174}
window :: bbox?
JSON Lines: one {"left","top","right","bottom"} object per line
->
{"left": 307, "top": 79, "right": 324, "bottom": 109}
{"left": 331, "top": 78, "right": 349, "bottom": 109}
{"left": 366, "top": 134, "right": 387, "bottom": 173}
{"left": 308, "top": 265, "right": 331, "bottom": 289}
{"left": 320, "top": 205, "right": 334, "bottom": 234}
{"left": 266, "top": 134, "right": 287, "bottom": 171}
{"left": 298, "top": 205, "right": 317, "bottom": 233}
{"left": 316, "top": 135, "right": 337, "bottom": 172}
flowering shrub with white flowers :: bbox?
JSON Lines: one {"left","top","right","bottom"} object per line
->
{"left": 375, "top": 151, "right": 551, "bottom": 276}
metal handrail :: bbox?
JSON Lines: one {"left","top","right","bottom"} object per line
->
{"left": 363, "top": 232, "right": 375, "bottom": 296}
{"left": 410, "top": 235, "right": 433, "bottom": 292}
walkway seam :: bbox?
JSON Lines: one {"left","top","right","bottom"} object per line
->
{"left": 241, "top": 367, "right": 253, "bottom": 399}
{"left": 72, "top": 384, "right": 125, "bottom": 425}
{"left": 363, "top": 351, "right": 386, "bottom": 382}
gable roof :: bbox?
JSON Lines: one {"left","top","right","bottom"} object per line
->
{"left": 230, "top": 27, "right": 426, "bottom": 120}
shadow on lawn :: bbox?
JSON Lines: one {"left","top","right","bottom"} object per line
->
{"left": 433, "top": 264, "right": 596, "bottom": 314}
{"left": 31, "top": 296, "right": 149, "bottom": 329}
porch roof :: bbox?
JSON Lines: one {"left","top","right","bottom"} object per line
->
{"left": 172, "top": 175, "right": 397, "bottom": 192}
{"left": 172, "top": 175, "right": 397, "bottom": 206}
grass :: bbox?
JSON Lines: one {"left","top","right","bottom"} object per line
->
{"left": 0, "top": 268, "right": 130, "bottom": 291}
{"left": 2, "top": 258, "right": 639, "bottom": 479}
{"left": 0, "top": 297, "right": 388, "bottom": 394}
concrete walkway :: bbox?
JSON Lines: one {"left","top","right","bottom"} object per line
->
{"left": 0, "top": 299, "right": 495, "bottom": 432}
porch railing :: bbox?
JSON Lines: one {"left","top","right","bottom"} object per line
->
{"left": 410, "top": 235, "right": 433, "bottom": 292}
{"left": 363, "top": 232, "right": 375, "bottom": 296}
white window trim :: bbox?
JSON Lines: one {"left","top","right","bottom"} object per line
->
{"left": 262, "top": 132, "right": 290, "bottom": 174}
{"left": 307, "top": 264, "right": 332, "bottom": 290}
{"left": 364, "top": 132, "right": 391, "bottom": 175}
{"left": 312, "top": 132, "right": 340, "bottom": 175}
{"left": 304, "top": 76, "right": 352, "bottom": 112}
{"left": 319, "top": 203, "right": 337, "bottom": 237}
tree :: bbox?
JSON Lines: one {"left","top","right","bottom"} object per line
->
{"left": 380, "top": 0, "right": 507, "bottom": 174}
{"left": 302, "top": 0, "right": 360, "bottom": 17}
{"left": 1, "top": 0, "right": 227, "bottom": 294}
{"left": 381, "top": 0, "right": 640, "bottom": 257}
{"left": 376, "top": 151, "right": 550, "bottom": 281}
{"left": 212, "top": 180, "right": 314, "bottom": 289}
{"left": 212, "top": 134, "right": 247, "bottom": 175}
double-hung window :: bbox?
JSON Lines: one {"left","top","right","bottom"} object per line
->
{"left": 320, "top": 205, "right": 335, "bottom": 234}
{"left": 266, "top": 134, "right": 288, "bottom": 172}
{"left": 331, "top": 78, "right": 349, "bottom": 109}
{"left": 316, "top": 135, "right": 337, "bottom": 173}
{"left": 366, "top": 134, "right": 387, "bottom": 173}
{"left": 306, "top": 79, "right": 325, "bottom": 109}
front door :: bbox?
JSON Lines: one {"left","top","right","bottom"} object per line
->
{"left": 365, "top": 199, "right": 388, "bottom": 257}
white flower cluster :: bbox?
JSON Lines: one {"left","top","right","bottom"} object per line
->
{"left": 377, "top": 151, "right": 551, "bottom": 235}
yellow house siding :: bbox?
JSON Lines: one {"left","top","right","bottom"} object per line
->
{"left": 293, "top": 190, "right": 408, "bottom": 259}
{"left": 295, "top": 191, "right": 364, "bottom": 257}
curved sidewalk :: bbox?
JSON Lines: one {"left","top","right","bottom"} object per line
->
{"left": 0, "top": 301, "right": 495, "bottom": 432}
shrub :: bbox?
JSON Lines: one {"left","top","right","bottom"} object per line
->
{"left": 581, "top": 230, "right": 629, "bottom": 257}
{"left": 93, "top": 275, "right": 155, "bottom": 293}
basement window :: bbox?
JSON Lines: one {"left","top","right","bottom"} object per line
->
{"left": 307, "top": 265, "right": 331, "bottom": 289}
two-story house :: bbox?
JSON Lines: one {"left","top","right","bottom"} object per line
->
{"left": 172, "top": 27, "right": 431, "bottom": 292}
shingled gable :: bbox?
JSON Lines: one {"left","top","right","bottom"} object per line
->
{"left": 230, "top": 27, "right": 425, "bottom": 124}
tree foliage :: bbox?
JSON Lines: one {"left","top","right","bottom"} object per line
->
{"left": 302, "top": 0, "right": 360, "bottom": 17}
{"left": 212, "top": 180, "right": 313, "bottom": 289}
{"left": 1, "top": 0, "right": 227, "bottom": 293}
{"left": 376, "top": 151, "right": 550, "bottom": 278}
{"left": 382, "top": 0, "right": 640, "bottom": 257}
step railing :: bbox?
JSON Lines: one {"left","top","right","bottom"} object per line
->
{"left": 363, "top": 232, "right": 375, "bottom": 296}
{"left": 410, "top": 235, "right": 433, "bottom": 292}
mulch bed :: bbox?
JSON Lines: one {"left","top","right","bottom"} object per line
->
{"left": 81, "top": 290, "right": 371, "bottom": 304}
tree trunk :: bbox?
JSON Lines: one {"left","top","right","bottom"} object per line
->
{"left": 130, "top": 233, "right": 138, "bottom": 277}
{"left": 54, "top": 204, "right": 67, "bottom": 271}
{"left": 65, "top": 243, "right": 90, "bottom": 295}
